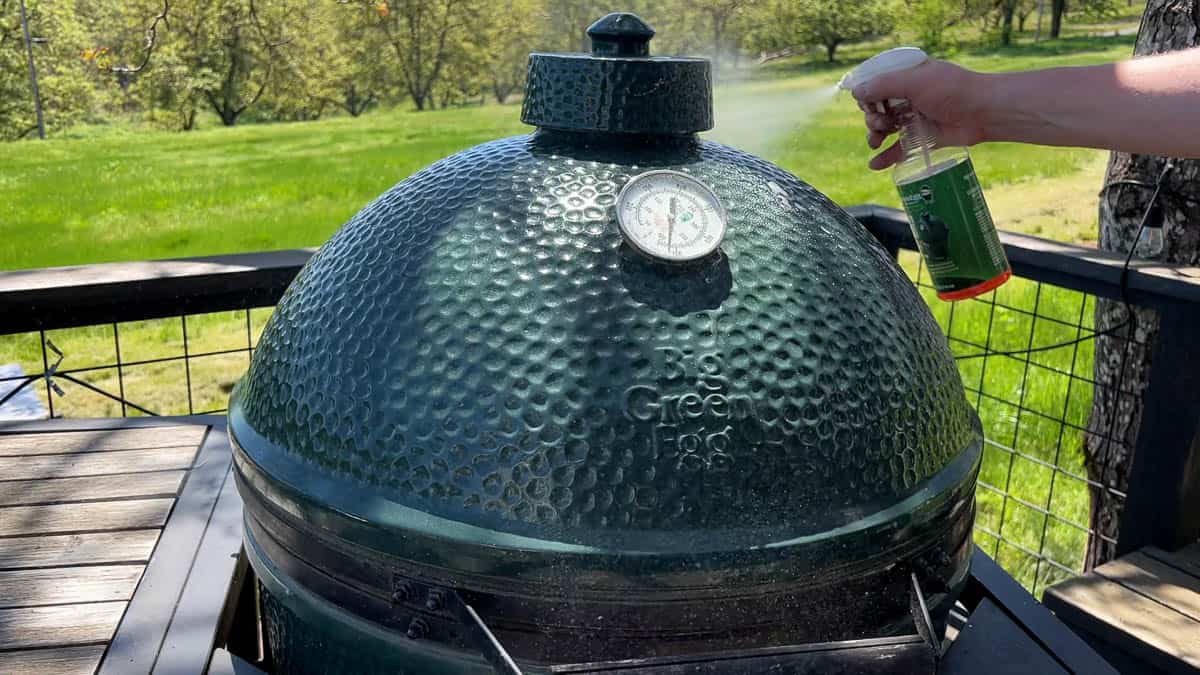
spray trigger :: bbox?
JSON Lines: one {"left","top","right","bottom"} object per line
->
{"left": 839, "top": 47, "right": 928, "bottom": 115}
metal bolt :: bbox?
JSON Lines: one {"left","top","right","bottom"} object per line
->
{"left": 406, "top": 618, "right": 429, "bottom": 640}
{"left": 425, "top": 589, "right": 445, "bottom": 612}
{"left": 391, "top": 582, "right": 413, "bottom": 603}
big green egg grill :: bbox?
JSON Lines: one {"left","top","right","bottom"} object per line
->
{"left": 228, "top": 12, "right": 982, "bottom": 674}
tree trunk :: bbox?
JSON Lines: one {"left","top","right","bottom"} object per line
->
{"left": 1085, "top": 0, "right": 1200, "bottom": 570}
{"left": 1001, "top": 0, "right": 1018, "bottom": 45}
{"left": 1050, "top": 0, "right": 1066, "bottom": 38}
{"left": 825, "top": 40, "right": 839, "bottom": 62}
{"left": 493, "top": 79, "right": 511, "bottom": 104}
{"left": 181, "top": 105, "right": 197, "bottom": 131}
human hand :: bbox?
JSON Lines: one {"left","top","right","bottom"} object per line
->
{"left": 851, "top": 59, "right": 990, "bottom": 170}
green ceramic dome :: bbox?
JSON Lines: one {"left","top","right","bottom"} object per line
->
{"left": 230, "top": 13, "right": 981, "bottom": 673}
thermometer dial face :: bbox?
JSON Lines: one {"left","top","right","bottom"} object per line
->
{"left": 616, "top": 171, "right": 727, "bottom": 263}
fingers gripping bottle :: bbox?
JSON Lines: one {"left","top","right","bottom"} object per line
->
{"left": 840, "top": 48, "right": 1011, "bottom": 301}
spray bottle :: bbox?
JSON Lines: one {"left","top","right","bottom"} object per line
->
{"left": 839, "top": 48, "right": 1011, "bottom": 301}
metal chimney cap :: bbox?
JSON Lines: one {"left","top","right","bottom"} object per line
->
{"left": 521, "top": 14, "right": 712, "bottom": 135}
{"left": 587, "top": 12, "right": 655, "bottom": 56}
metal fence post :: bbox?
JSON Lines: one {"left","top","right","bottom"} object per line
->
{"left": 1116, "top": 302, "right": 1200, "bottom": 555}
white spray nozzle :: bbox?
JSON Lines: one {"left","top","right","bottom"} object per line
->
{"left": 838, "top": 47, "right": 929, "bottom": 112}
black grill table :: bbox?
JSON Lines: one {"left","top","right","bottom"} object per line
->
{"left": 0, "top": 416, "right": 1117, "bottom": 675}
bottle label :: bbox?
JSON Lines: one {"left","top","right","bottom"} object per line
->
{"left": 897, "top": 158, "right": 1009, "bottom": 295}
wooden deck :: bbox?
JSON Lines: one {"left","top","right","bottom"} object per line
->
{"left": 0, "top": 419, "right": 241, "bottom": 675}
{"left": 1045, "top": 543, "right": 1200, "bottom": 675}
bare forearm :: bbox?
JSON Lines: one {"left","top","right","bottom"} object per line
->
{"left": 975, "top": 48, "right": 1200, "bottom": 158}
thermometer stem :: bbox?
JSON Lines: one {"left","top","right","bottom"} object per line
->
{"left": 668, "top": 196, "right": 677, "bottom": 251}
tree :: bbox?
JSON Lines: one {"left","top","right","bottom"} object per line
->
{"left": 903, "top": 0, "right": 992, "bottom": 53}
{"left": 323, "top": 3, "right": 394, "bottom": 116}
{"left": 1000, "top": 0, "right": 1018, "bottom": 45}
{"left": 1049, "top": 0, "right": 1066, "bottom": 38}
{"left": 742, "top": 0, "right": 799, "bottom": 55}
{"left": 793, "top": 0, "right": 898, "bottom": 62}
{"left": 691, "top": 0, "right": 757, "bottom": 69}
{"left": 134, "top": 41, "right": 205, "bottom": 129}
{"left": 910, "top": 0, "right": 960, "bottom": 52}
{"left": 363, "top": 0, "right": 481, "bottom": 111}
{"left": 0, "top": 0, "right": 96, "bottom": 139}
{"left": 252, "top": 1, "right": 392, "bottom": 119}
{"left": 1017, "top": 0, "right": 1038, "bottom": 31}
{"left": 1049, "top": 0, "right": 1122, "bottom": 38}
{"left": 161, "top": 0, "right": 285, "bottom": 127}
{"left": 479, "top": 0, "right": 542, "bottom": 104}
{"left": 545, "top": 0, "right": 610, "bottom": 52}
{"left": 1084, "top": 0, "right": 1200, "bottom": 569}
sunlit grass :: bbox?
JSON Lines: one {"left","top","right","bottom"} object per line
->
{"left": 1, "top": 106, "right": 528, "bottom": 271}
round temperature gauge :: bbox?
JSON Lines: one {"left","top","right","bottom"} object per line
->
{"left": 616, "top": 171, "right": 727, "bottom": 262}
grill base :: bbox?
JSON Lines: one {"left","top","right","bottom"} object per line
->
{"left": 232, "top": 403, "right": 981, "bottom": 671}
{"left": 244, "top": 497, "right": 971, "bottom": 673}
{"left": 251, "top": 532, "right": 951, "bottom": 674}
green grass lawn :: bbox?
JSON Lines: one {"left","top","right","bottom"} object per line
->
{"left": 0, "top": 30, "right": 1140, "bottom": 594}
{"left": 1, "top": 34, "right": 1136, "bottom": 270}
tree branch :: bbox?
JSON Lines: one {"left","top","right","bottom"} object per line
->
{"left": 238, "top": 60, "right": 274, "bottom": 114}
{"left": 106, "top": 0, "right": 170, "bottom": 75}
{"left": 202, "top": 89, "right": 223, "bottom": 117}
{"left": 248, "top": 0, "right": 294, "bottom": 50}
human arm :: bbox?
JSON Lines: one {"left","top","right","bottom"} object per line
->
{"left": 852, "top": 48, "right": 1200, "bottom": 170}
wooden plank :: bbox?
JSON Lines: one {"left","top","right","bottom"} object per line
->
{"left": 1145, "top": 543, "right": 1200, "bottom": 580}
{"left": 1045, "top": 574, "right": 1200, "bottom": 672}
{"left": 0, "top": 601, "right": 126, "bottom": 649}
{"left": 0, "top": 446, "right": 198, "bottom": 480}
{"left": 1095, "top": 551, "right": 1200, "bottom": 622}
{"left": 0, "top": 426, "right": 206, "bottom": 456}
{"left": 0, "top": 564, "right": 144, "bottom": 608}
{"left": 0, "top": 530, "right": 159, "bottom": 569}
{"left": 100, "top": 427, "right": 233, "bottom": 675}
{"left": 941, "top": 598, "right": 1069, "bottom": 674}
{"left": 0, "top": 499, "right": 173, "bottom": 537}
{"left": 0, "top": 471, "right": 185, "bottom": 506}
{"left": 155, "top": 468, "right": 244, "bottom": 675}
{"left": 0, "top": 250, "right": 313, "bottom": 294}
{"left": 0, "top": 645, "right": 106, "bottom": 675}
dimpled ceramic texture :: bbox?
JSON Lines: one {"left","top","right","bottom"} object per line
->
{"left": 233, "top": 131, "right": 978, "bottom": 544}
{"left": 522, "top": 53, "right": 712, "bottom": 134}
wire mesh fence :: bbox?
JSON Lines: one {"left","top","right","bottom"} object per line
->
{"left": 0, "top": 252, "right": 1149, "bottom": 598}
{"left": 898, "top": 249, "right": 1146, "bottom": 597}
{"left": 0, "top": 308, "right": 274, "bottom": 419}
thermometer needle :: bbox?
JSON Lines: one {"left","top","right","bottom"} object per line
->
{"left": 668, "top": 196, "right": 677, "bottom": 251}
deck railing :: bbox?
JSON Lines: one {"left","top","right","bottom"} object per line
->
{"left": 2, "top": 205, "right": 1198, "bottom": 596}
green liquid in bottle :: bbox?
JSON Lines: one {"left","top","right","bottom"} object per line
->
{"left": 892, "top": 113, "right": 1010, "bottom": 301}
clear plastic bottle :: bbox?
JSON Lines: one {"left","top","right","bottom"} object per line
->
{"left": 840, "top": 48, "right": 1011, "bottom": 301}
